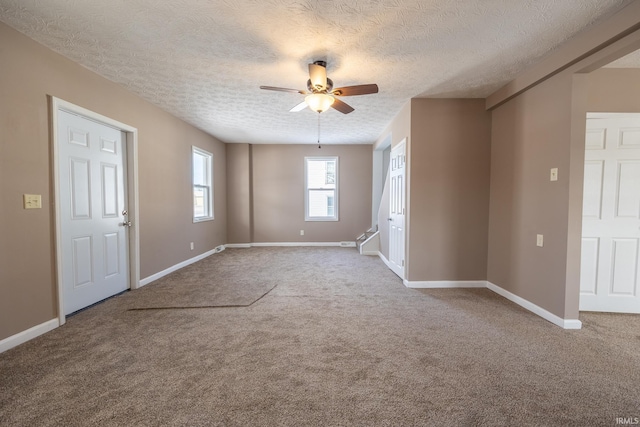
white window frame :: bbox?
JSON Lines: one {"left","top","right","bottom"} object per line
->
{"left": 305, "top": 156, "right": 339, "bottom": 222}
{"left": 192, "top": 146, "right": 214, "bottom": 222}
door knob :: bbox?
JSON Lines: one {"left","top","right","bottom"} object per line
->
{"left": 122, "top": 221, "right": 132, "bottom": 227}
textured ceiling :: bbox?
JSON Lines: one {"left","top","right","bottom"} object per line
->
{"left": 0, "top": 0, "right": 634, "bottom": 145}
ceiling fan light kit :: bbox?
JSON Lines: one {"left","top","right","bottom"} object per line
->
{"left": 305, "top": 93, "right": 335, "bottom": 113}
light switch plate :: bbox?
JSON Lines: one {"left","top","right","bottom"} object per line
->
{"left": 550, "top": 168, "right": 558, "bottom": 181}
{"left": 536, "top": 234, "right": 544, "bottom": 247}
{"left": 24, "top": 194, "right": 42, "bottom": 209}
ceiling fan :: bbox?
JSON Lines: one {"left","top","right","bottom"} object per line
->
{"left": 260, "top": 60, "right": 379, "bottom": 114}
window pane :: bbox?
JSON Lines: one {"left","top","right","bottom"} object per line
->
{"left": 307, "top": 160, "right": 335, "bottom": 189}
{"left": 194, "top": 186, "right": 209, "bottom": 218}
{"left": 327, "top": 195, "right": 334, "bottom": 217}
{"left": 193, "top": 152, "right": 206, "bottom": 186}
{"left": 326, "top": 161, "right": 336, "bottom": 184}
{"left": 308, "top": 189, "right": 335, "bottom": 217}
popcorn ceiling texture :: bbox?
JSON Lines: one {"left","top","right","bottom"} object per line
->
{"left": 0, "top": 0, "right": 634, "bottom": 144}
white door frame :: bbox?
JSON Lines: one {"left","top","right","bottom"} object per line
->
{"left": 50, "top": 96, "right": 140, "bottom": 325}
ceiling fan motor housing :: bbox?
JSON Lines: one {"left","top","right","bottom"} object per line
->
{"left": 308, "top": 78, "right": 333, "bottom": 93}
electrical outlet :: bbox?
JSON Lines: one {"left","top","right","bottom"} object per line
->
{"left": 536, "top": 234, "right": 544, "bottom": 247}
{"left": 190, "top": 242, "right": 194, "bottom": 250}
{"left": 23, "top": 194, "right": 42, "bottom": 209}
{"left": 300, "top": 230, "right": 304, "bottom": 236}
{"left": 550, "top": 168, "right": 558, "bottom": 181}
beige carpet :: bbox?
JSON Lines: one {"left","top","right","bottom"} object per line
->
{"left": 1, "top": 247, "right": 639, "bottom": 426}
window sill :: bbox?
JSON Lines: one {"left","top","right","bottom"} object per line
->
{"left": 193, "top": 217, "right": 214, "bottom": 223}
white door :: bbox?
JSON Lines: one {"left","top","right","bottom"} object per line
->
{"left": 580, "top": 115, "right": 640, "bottom": 313}
{"left": 58, "top": 109, "right": 130, "bottom": 315}
{"left": 389, "top": 140, "right": 406, "bottom": 279}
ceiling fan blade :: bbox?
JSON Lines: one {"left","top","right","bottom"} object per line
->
{"left": 289, "top": 101, "right": 308, "bottom": 112}
{"left": 308, "top": 63, "right": 327, "bottom": 91}
{"left": 331, "top": 98, "right": 355, "bottom": 114}
{"left": 260, "top": 86, "right": 306, "bottom": 94}
{"left": 332, "top": 84, "right": 379, "bottom": 97}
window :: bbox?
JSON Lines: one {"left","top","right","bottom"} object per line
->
{"left": 192, "top": 146, "right": 213, "bottom": 222}
{"left": 305, "top": 157, "right": 338, "bottom": 221}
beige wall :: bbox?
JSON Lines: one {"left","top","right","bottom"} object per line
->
{"left": 247, "top": 144, "right": 372, "bottom": 243}
{"left": 0, "top": 22, "right": 227, "bottom": 341}
{"left": 587, "top": 68, "right": 640, "bottom": 112}
{"left": 487, "top": 72, "right": 577, "bottom": 318}
{"left": 407, "top": 99, "right": 492, "bottom": 282}
{"left": 226, "top": 143, "right": 252, "bottom": 243}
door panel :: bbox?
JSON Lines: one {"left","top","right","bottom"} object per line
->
{"left": 70, "top": 158, "right": 92, "bottom": 219}
{"left": 620, "top": 128, "right": 640, "bottom": 148}
{"left": 583, "top": 161, "right": 604, "bottom": 219}
{"left": 104, "top": 233, "right": 121, "bottom": 278}
{"left": 581, "top": 116, "right": 640, "bottom": 313}
{"left": 580, "top": 238, "right": 599, "bottom": 295}
{"left": 585, "top": 128, "right": 606, "bottom": 149}
{"left": 72, "top": 236, "right": 93, "bottom": 287}
{"left": 101, "top": 136, "right": 117, "bottom": 153}
{"left": 58, "top": 109, "right": 129, "bottom": 315}
{"left": 610, "top": 239, "right": 638, "bottom": 295}
{"left": 69, "top": 127, "right": 89, "bottom": 147}
{"left": 615, "top": 161, "right": 640, "bottom": 218}
{"left": 101, "top": 163, "right": 119, "bottom": 217}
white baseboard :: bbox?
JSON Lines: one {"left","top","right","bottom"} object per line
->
{"left": 404, "top": 280, "right": 487, "bottom": 289}
{"left": 249, "top": 242, "right": 347, "bottom": 247}
{"left": 390, "top": 274, "right": 582, "bottom": 330}
{"left": 486, "top": 282, "right": 582, "bottom": 330}
{"left": 361, "top": 250, "right": 379, "bottom": 256}
{"left": 225, "top": 243, "right": 251, "bottom": 249}
{"left": 378, "top": 252, "right": 392, "bottom": 269}
{"left": 0, "top": 318, "right": 59, "bottom": 354}
{"left": 140, "top": 248, "right": 217, "bottom": 286}
{"left": 226, "top": 242, "right": 357, "bottom": 248}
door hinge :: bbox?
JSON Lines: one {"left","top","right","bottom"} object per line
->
{"left": 402, "top": 260, "right": 405, "bottom": 267}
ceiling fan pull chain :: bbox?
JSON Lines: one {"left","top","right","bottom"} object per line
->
{"left": 317, "top": 112, "right": 322, "bottom": 149}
